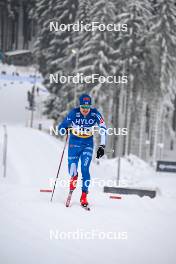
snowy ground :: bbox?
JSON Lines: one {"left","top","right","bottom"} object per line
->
{"left": 0, "top": 125, "right": 176, "bottom": 264}
{"left": 0, "top": 63, "right": 176, "bottom": 264}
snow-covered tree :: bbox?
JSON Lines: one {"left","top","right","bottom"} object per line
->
{"left": 147, "top": 0, "right": 176, "bottom": 162}
{"left": 34, "top": 0, "right": 78, "bottom": 119}
{"left": 112, "top": 0, "right": 153, "bottom": 155}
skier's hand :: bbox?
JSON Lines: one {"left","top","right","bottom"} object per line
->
{"left": 96, "top": 145, "right": 105, "bottom": 159}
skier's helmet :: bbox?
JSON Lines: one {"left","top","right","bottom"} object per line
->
{"left": 79, "top": 94, "right": 91, "bottom": 108}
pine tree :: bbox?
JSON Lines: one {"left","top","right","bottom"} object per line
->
{"left": 34, "top": 0, "right": 55, "bottom": 75}
{"left": 148, "top": 0, "right": 176, "bottom": 162}
{"left": 34, "top": 0, "right": 78, "bottom": 120}
{"left": 113, "top": 0, "right": 153, "bottom": 155}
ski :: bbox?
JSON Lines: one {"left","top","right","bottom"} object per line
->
{"left": 65, "top": 190, "right": 73, "bottom": 207}
{"left": 66, "top": 191, "right": 90, "bottom": 210}
{"left": 81, "top": 204, "right": 90, "bottom": 211}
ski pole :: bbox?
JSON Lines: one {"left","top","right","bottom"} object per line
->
{"left": 50, "top": 133, "right": 68, "bottom": 202}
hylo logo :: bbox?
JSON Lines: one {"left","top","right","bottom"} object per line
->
{"left": 75, "top": 119, "right": 94, "bottom": 125}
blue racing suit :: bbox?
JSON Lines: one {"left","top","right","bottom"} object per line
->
{"left": 58, "top": 107, "right": 106, "bottom": 192}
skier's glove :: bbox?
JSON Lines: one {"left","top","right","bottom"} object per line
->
{"left": 96, "top": 145, "right": 105, "bottom": 159}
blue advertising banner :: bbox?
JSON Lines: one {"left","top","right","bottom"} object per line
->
{"left": 156, "top": 161, "right": 176, "bottom": 173}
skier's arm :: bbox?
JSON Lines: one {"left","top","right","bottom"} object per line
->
{"left": 58, "top": 109, "right": 74, "bottom": 134}
{"left": 95, "top": 110, "right": 107, "bottom": 146}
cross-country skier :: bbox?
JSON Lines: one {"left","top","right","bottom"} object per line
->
{"left": 58, "top": 94, "right": 107, "bottom": 208}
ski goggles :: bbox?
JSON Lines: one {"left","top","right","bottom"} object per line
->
{"left": 80, "top": 105, "right": 91, "bottom": 109}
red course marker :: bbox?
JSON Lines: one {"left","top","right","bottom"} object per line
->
{"left": 40, "top": 189, "right": 52, "bottom": 193}
{"left": 109, "top": 195, "right": 122, "bottom": 199}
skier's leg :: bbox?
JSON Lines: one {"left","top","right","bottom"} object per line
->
{"left": 68, "top": 143, "right": 82, "bottom": 190}
{"left": 80, "top": 146, "right": 93, "bottom": 194}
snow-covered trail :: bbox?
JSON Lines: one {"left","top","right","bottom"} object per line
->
{"left": 0, "top": 126, "right": 176, "bottom": 264}
{"left": 0, "top": 63, "right": 48, "bottom": 126}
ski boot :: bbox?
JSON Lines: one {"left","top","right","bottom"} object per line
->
{"left": 80, "top": 191, "right": 88, "bottom": 207}
{"left": 69, "top": 174, "right": 78, "bottom": 191}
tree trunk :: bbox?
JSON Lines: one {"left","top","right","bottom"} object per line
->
{"left": 139, "top": 101, "right": 147, "bottom": 158}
